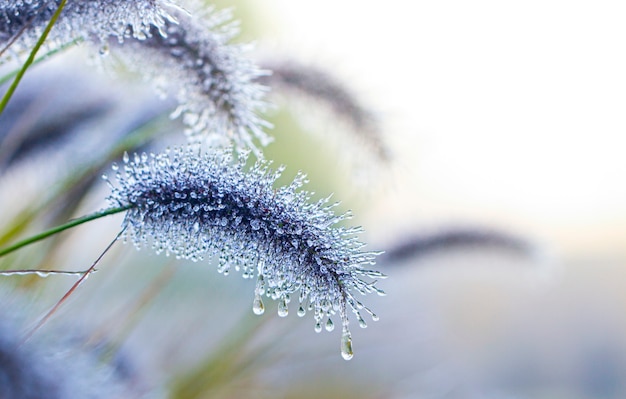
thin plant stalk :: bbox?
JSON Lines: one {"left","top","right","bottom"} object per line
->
{"left": 0, "top": 0, "right": 68, "bottom": 116}
{"left": 0, "top": 269, "right": 96, "bottom": 277}
{"left": 0, "top": 206, "right": 129, "bottom": 258}
{"left": 21, "top": 229, "right": 123, "bottom": 344}
{"left": 0, "top": 18, "right": 32, "bottom": 58}
{"left": 0, "top": 38, "right": 83, "bottom": 86}
{"left": 0, "top": 113, "right": 169, "bottom": 248}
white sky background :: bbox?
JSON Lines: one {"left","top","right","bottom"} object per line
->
{"left": 259, "top": 1, "right": 626, "bottom": 256}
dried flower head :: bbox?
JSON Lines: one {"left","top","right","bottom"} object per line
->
{"left": 0, "top": 0, "right": 175, "bottom": 60}
{"left": 104, "top": 147, "right": 384, "bottom": 360}
{"left": 114, "top": 6, "right": 271, "bottom": 153}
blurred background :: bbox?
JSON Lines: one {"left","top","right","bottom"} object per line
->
{"left": 1, "top": 1, "right": 626, "bottom": 398}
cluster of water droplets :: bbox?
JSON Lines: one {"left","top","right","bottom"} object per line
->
{"left": 105, "top": 147, "right": 385, "bottom": 360}
{"left": 115, "top": 6, "right": 271, "bottom": 154}
{"left": 1, "top": 1, "right": 270, "bottom": 154}
{"left": 0, "top": 0, "right": 176, "bottom": 63}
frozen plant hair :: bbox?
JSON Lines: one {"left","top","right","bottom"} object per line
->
{"left": 114, "top": 6, "right": 271, "bottom": 153}
{"left": 0, "top": 0, "right": 176, "bottom": 60}
{"left": 105, "top": 147, "right": 385, "bottom": 360}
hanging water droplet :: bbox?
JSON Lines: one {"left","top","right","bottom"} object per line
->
{"left": 325, "top": 318, "right": 335, "bottom": 332}
{"left": 357, "top": 312, "right": 368, "bottom": 328}
{"left": 314, "top": 322, "right": 322, "bottom": 333}
{"left": 277, "top": 297, "right": 288, "bottom": 317}
{"left": 252, "top": 294, "right": 265, "bottom": 315}
{"left": 341, "top": 330, "right": 354, "bottom": 361}
{"left": 123, "top": 152, "right": 129, "bottom": 163}
{"left": 297, "top": 306, "right": 306, "bottom": 317}
{"left": 99, "top": 43, "right": 110, "bottom": 56}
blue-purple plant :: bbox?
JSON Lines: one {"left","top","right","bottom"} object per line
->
{"left": 0, "top": 0, "right": 385, "bottom": 361}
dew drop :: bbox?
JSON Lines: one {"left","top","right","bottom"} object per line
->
{"left": 355, "top": 311, "right": 368, "bottom": 328}
{"left": 297, "top": 306, "right": 306, "bottom": 317}
{"left": 252, "top": 294, "right": 265, "bottom": 315}
{"left": 277, "top": 297, "right": 288, "bottom": 317}
{"left": 341, "top": 330, "right": 354, "bottom": 361}
{"left": 325, "top": 318, "right": 335, "bottom": 332}
{"left": 314, "top": 322, "right": 322, "bottom": 333}
{"left": 99, "top": 43, "right": 110, "bottom": 56}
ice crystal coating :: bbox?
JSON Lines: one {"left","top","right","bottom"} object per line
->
{"left": 0, "top": 0, "right": 175, "bottom": 59}
{"left": 115, "top": 7, "right": 271, "bottom": 153}
{"left": 105, "top": 147, "right": 385, "bottom": 359}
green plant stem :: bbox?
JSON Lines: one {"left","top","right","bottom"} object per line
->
{"left": 0, "top": 112, "right": 170, "bottom": 249}
{"left": 0, "top": 206, "right": 130, "bottom": 258}
{"left": 0, "top": 38, "right": 83, "bottom": 86}
{"left": 0, "top": 0, "right": 68, "bottom": 116}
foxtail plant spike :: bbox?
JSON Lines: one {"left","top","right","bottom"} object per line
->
{"left": 114, "top": 6, "right": 271, "bottom": 153}
{"left": 105, "top": 147, "right": 385, "bottom": 359}
{"left": 0, "top": 0, "right": 176, "bottom": 60}
{"left": 260, "top": 59, "right": 390, "bottom": 162}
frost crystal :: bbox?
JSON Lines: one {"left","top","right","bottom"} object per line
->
{"left": 0, "top": 0, "right": 175, "bottom": 58}
{"left": 115, "top": 7, "right": 271, "bottom": 153}
{"left": 105, "top": 147, "right": 384, "bottom": 359}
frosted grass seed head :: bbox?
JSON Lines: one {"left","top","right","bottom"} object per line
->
{"left": 105, "top": 147, "right": 385, "bottom": 360}
{"left": 113, "top": 6, "right": 271, "bottom": 153}
{"left": 1, "top": 1, "right": 269, "bottom": 153}
{"left": 260, "top": 59, "right": 390, "bottom": 163}
{"left": 0, "top": 0, "right": 176, "bottom": 60}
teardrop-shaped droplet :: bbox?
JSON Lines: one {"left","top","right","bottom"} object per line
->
{"left": 99, "top": 43, "right": 110, "bottom": 56}
{"left": 358, "top": 313, "right": 368, "bottom": 329}
{"left": 297, "top": 306, "right": 306, "bottom": 317}
{"left": 325, "top": 318, "right": 335, "bottom": 332}
{"left": 314, "top": 322, "right": 322, "bottom": 333}
{"left": 252, "top": 294, "right": 265, "bottom": 315}
{"left": 277, "top": 297, "right": 288, "bottom": 317}
{"left": 341, "top": 330, "right": 354, "bottom": 361}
